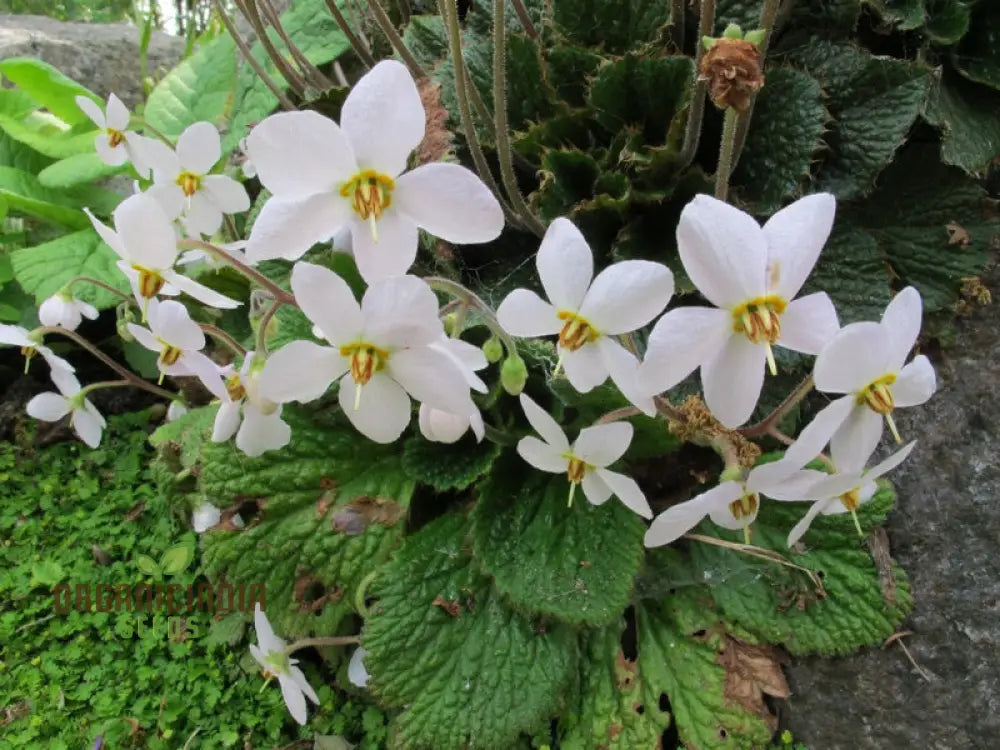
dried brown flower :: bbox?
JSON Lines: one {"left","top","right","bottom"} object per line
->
{"left": 698, "top": 38, "right": 765, "bottom": 111}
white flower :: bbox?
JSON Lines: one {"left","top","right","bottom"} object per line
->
{"left": 0, "top": 324, "right": 74, "bottom": 373}
{"left": 417, "top": 336, "right": 488, "bottom": 443}
{"left": 249, "top": 604, "right": 319, "bottom": 726}
{"left": 87, "top": 193, "right": 240, "bottom": 311}
{"left": 192, "top": 502, "right": 221, "bottom": 532}
{"left": 258, "top": 262, "right": 477, "bottom": 444}
{"left": 644, "top": 460, "right": 808, "bottom": 547}
{"left": 783, "top": 286, "right": 936, "bottom": 471}
{"left": 145, "top": 122, "right": 251, "bottom": 237}
{"left": 516, "top": 394, "right": 652, "bottom": 519}
{"left": 126, "top": 299, "right": 225, "bottom": 396}
{"left": 26, "top": 369, "right": 105, "bottom": 448}
{"left": 347, "top": 647, "right": 369, "bottom": 688}
{"left": 497, "top": 218, "right": 674, "bottom": 415}
{"left": 775, "top": 441, "right": 916, "bottom": 547}
{"left": 38, "top": 291, "right": 99, "bottom": 331}
{"left": 212, "top": 351, "right": 292, "bottom": 457}
{"left": 637, "top": 193, "right": 840, "bottom": 428}
{"left": 244, "top": 60, "right": 504, "bottom": 283}
{"left": 75, "top": 93, "right": 156, "bottom": 177}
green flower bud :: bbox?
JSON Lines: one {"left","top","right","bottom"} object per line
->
{"left": 482, "top": 336, "right": 503, "bottom": 363}
{"left": 702, "top": 35, "right": 717, "bottom": 50}
{"left": 500, "top": 354, "right": 528, "bottom": 395}
{"left": 116, "top": 301, "right": 136, "bottom": 343}
{"left": 722, "top": 22, "right": 744, "bottom": 39}
{"left": 442, "top": 312, "right": 458, "bottom": 337}
{"left": 743, "top": 28, "right": 767, "bottom": 46}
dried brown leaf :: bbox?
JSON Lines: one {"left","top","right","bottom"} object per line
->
{"left": 718, "top": 637, "right": 789, "bottom": 729}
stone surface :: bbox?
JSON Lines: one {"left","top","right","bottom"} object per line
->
{"left": 0, "top": 14, "right": 184, "bottom": 107}
{"left": 785, "top": 262, "right": 1000, "bottom": 749}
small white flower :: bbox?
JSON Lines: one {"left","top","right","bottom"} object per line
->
{"left": 638, "top": 193, "right": 840, "bottom": 428}
{"left": 145, "top": 121, "right": 251, "bottom": 237}
{"left": 783, "top": 286, "right": 935, "bottom": 471}
{"left": 517, "top": 394, "right": 652, "bottom": 519}
{"left": 498, "top": 218, "right": 674, "bottom": 415}
{"left": 38, "top": 291, "right": 99, "bottom": 331}
{"left": 75, "top": 93, "right": 157, "bottom": 177}
{"left": 126, "top": 299, "right": 225, "bottom": 397}
{"left": 347, "top": 647, "right": 369, "bottom": 688}
{"left": 192, "top": 502, "right": 221, "bottom": 533}
{"left": 212, "top": 351, "right": 292, "bottom": 457}
{"left": 87, "top": 193, "right": 240, "bottom": 311}
{"left": 245, "top": 60, "right": 504, "bottom": 282}
{"left": 26, "top": 369, "right": 105, "bottom": 448}
{"left": 258, "top": 262, "right": 477, "bottom": 444}
{"left": 0, "top": 324, "right": 74, "bottom": 373}
{"left": 249, "top": 604, "right": 320, "bottom": 726}
{"left": 417, "top": 336, "right": 488, "bottom": 443}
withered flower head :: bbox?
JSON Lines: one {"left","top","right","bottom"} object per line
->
{"left": 698, "top": 38, "right": 765, "bottom": 112}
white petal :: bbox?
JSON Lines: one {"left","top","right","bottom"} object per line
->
{"left": 174, "top": 351, "right": 226, "bottom": 399}
{"left": 95, "top": 135, "right": 128, "bottom": 166}
{"left": 361, "top": 275, "right": 442, "bottom": 348}
{"left": 246, "top": 110, "right": 357, "bottom": 198}
{"left": 258, "top": 340, "right": 345, "bottom": 403}
{"left": 496, "top": 289, "right": 561, "bottom": 338}
{"left": 0, "top": 324, "right": 32, "bottom": 347}
{"left": 145, "top": 182, "right": 186, "bottom": 220}
{"left": 572, "top": 422, "right": 633, "bottom": 467}
{"left": 701, "top": 334, "right": 766, "bottom": 428}
{"left": 39, "top": 296, "right": 71, "bottom": 328}
{"left": 596, "top": 338, "right": 656, "bottom": 416}
{"left": 246, "top": 193, "right": 350, "bottom": 263}
{"left": 677, "top": 194, "right": 768, "bottom": 308}
{"left": 761, "top": 469, "right": 831, "bottom": 502}
{"left": 419, "top": 404, "right": 461, "bottom": 443}
{"left": 880, "top": 286, "right": 922, "bottom": 370}
{"left": 786, "top": 498, "right": 837, "bottom": 547}
{"left": 278, "top": 675, "right": 308, "bottom": 725}
{"left": 289, "top": 665, "right": 319, "bottom": 704}
{"left": 762, "top": 193, "right": 836, "bottom": 299}
{"left": 339, "top": 371, "right": 412, "bottom": 443}
{"left": 122, "top": 132, "right": 156, "bottom": 178}
{"left": 149, "top": 299, "right": 204, "bottom": 350}
{"left": 192, "top": 503, "right": 221, "bottom": 533}
{"left": 126, "top": 323, "right": 159, "bottom": 353}
{"left": 431, "top": 338, "right": 488, "bottom": 382}
{"left": 50, "top": 368, "right": 82, "bottom": 397}
{"left": 212, "top": 401, "right": 242, "bottom": 442}
{"left": 177, "top": 121, "right": 221, "bottom": 174}
{"left": 86, "top": 208, "right": 127, "bottom": 259}
{"left": 893, "top": 355, "right": 935, "bottom": 407}
{"left": 72, "top": 400, "right": 105, "bottom": 448}
{"left": 348, "top": 647, "right": 370, "bottom": 688}
{"left": 581, "top": 470, "right": 613, "bottom": 505}
{"left": 560, "top": 342, "right": 608, "bottom": 393}
{"left": 290, "top": 262, "right": 363, "bottom": 345}
{"left": 394, "top": 163, "right": 504, "bottom": 243}
{"left": 813, "top": 322, "right": 891, "bottom": 394}
{"left": 349, "top": 211, "right": 420, "bottom": 284}
{"left": 201, "top": 175, "right": 250, "bottom": 213}
{"left": 40, "top": 347, "right": 75, "bottom": 374}
{"left": 746, "top": 459, "right": 806, "bottom": 494}
{"left": 145, "top": 138, "right": 181, "bottom": 177}
{"left": 237, "top": 404, "right": 292, "bottom": 457}
{"left": 180, "top": 195, "right": 224, "bottom": 238}
{"left": 595, "top": 468, "right": 652, "bottom": 519}
{"left": 341, "top": 59, "right": 424, "bottom": 176}
{"left": 636, "top": 306, "right": 731, "bottom": 395}
{"left": 104, "top": 93, "right": 130, "bottom": 130}
{"left": 781, "top": 394, "right": 855, "bottom": 467}
{"left": 254, "top": 604, "right": 284, "bottom": 654}
{"left": 777, "top": 292, "right": 839, "bottom": 355}
{"left": 536, "top": 217, "right": 593, "bottom": 311}
{"left": 517, "top": 435, "right": 567, "bottom": 473}
{"left": 387, "top": 346, "right": 475, "bottom": 416}
{"left": 76, "top": 95, "right": 106, "bottom": 128}
{"left": 830, "top": 406, "right": 883, "bottom": 473}
{"left": 78, "top": 300, "right": 99, "bottom": 320}
{"left": 470, "top": 411, "right": 485, "bottom": 442}
{"left": 113, "top": 193, "right": 178, "bottom": 269}
{"left": 644, "top": 482, "right": 743, "bottom": 547}
{"left": 27, "top": 392, "right": 71, "bottom": 422}
{"left": 579, "top": 260, "right": 674, "bottom": 334}
{"left": 518, "top": 393, "right": 570, "bottom": 452}
{"left": 708, "top": 496, "right": 756, "bottom": 531}
{"left": 865, "top": 440, "right": 916, "bottom": 481}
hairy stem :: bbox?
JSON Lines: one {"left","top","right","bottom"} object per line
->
{"left": 714, "top": 106, "right": 739, "bottom": 200}
{"left": 492, "top": 0, "right": 545, "bottom": 236}
{"left": 511, "top": 0, "right": 539, "bottom": 39}
{"left": 324, "top": 0, "right": 376, "bottom": 67}
{"left": 256, "top": 299, "right": 282, "bottom": 356}
{"left": 653, "top": 395, "right": 687, "bottom": 424}
{"left": 256, "top": 0, "right": 334, "bottom": 92}
{"left": 425, "top": 275, "right": 517, "bottom": 356}
{"left": 178, "top": 239, "right": 297, "bottom": 306}
{"left": 730, "top": 0, "right": 782, "bottom": 171}
{"left": 200, "top": 323, "right": 248, "bottom": 357}
{"left": 64, "top": 276, "right": 133, "bottom": 304}
{"left": 597, "top": 406, "right": 643, "bottom": 424}
{"left": 676, "top": 0, "right": 715, "bottom": 170}
{"left": 234, "top": 0, "right": 310, "bottom": 96}
{"left": 365, "top": 0, "right": 426, "bottom": 79}
{"left": 740, "top": 375, "right": 814, "bottom": 438}
{"left": 284, "top": 635, "right": 360, "bottom": 655}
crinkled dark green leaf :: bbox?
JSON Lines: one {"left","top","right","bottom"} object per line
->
{"left": 363, "top": 514, "right": 577, "bottom": 749}
{"left": 402, "top": 432, "right": 501, "bottom": 491}
{"left": 403, "top": 14, "right": 450, "bottom": 70}
{"left": 924, "top": 0, "right": 971, "bottom": 44}
{"left": 472, "top": 457, "right": 645, "bottom": 626}
{"left": 864, "top": 0, "right": 926, "bottom": 29}
{"left": 922, "top": 71, "right": 1000, "bottom": 174}
{"left": 552, "top": 0, "right": 673, "bottom": 54}
{"left": 714, "top": 0, "right": 764, "bottom": 34}
{"left": 801, "top": 224, "right": 892, "bottom": 324}
{"left": 534, "top": 148, "right": 601, "bottom": 220}
{"left": 953, "top": 1, "right": 1000, "bottom": 90}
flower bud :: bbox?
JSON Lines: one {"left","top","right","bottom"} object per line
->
{"left": 500, "top": 354, "right": 528, "bottom": 395}
{"left": 482, "top": 335, "right": 503, "bottom": 363}
{"left": 698, "top": 37, "right": 765, "bottom": 111}
{"left": 116, "top": 301, "right": 136, "bottom": 343}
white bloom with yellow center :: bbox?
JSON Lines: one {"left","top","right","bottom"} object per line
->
{"left": 26, "top": 369, "right": 106, "bottom": 448}
{"left": 38, "top": 290, "right": 98, "bottom": 331}
{"left": 516, "top": 394, "right": 652, "bottom": 519}
{"left": 244, "top": 60, "right": 504, "bottom": 283}
{"left": 637, "top": 193, "right": 840, "bottom": 428}
{"left": 212, "top": 351, "right": 291, "bottom": 457}
{"left": 0, "top": 324, "right": 74, "bottom": 374}
{"left": 249, "top": 604, "right": 319, "bottom": 726}
{"left": 75, "top": 93, "right": 157, "bottom": 177}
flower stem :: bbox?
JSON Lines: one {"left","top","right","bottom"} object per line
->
{"left": 492, "top": 0, "right": 545, "bottom": 236}
{"left": 714, "top": 106, "right": 739, "bottom": 200}
{"left": 365, "top": 0, "right": 426, "bottom": 79}
{"left": 669, "top": 0, "right": 685, "bottom": 50}
{"left": 78, "top": 379, "right": 136, "bottom": 397}
{"left": 283, "top": 635, "right": 360, "bottom": 656}
{"left": 676, "top": 0, "right": 714, "bottom": 170}
{"left": 200, "top": 324, "right": 247, "bottom": 357}
{"left": 730, "top": 0, "right": 782, "bottom": 171}
{"left": 178, "top": 239, "right": 296, "bottom": 306}
{"left": 425, "top": 276, "right": 517, "bottom": 356}
{"left": 256, "top": 299, "right": 282, "bottom": 356}
{"left": 234, "top": 0, "right": 310, "bottom": 96}
{"left": 256, "top": 0, "right": 333, "bottom": 92}
{"left": 597, "top": 406, "right": 643, "bottom": 424}
{"left": 653, "top": 395, "right": 687, "bottom": 424}
{"left": 324, "top": 0, "right": 376, "bottom": 67}
{"left": 64, "top": 276, "right": 133, "bottom": 304}
{"left": 511, "top": 0, "right": 539, "bottom": 39}
{"left": 740, "top": 375, "right": 813, "bottom": 438}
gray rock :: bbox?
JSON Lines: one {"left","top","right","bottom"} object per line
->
{"left": 785, "top": 264, "right": 1000, "bottom": 749}
{"left": 0, "top": 14, "right": 184, "bottom": 108}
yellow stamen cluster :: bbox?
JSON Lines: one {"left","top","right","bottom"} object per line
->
{"left": 732, "top": 295, "right": 787, "bottom": 375}
{"left": 840, "top": 488, "right": 865, "bottom": 537}
{"left": 557, "top": 311, "right": 600, "bottom": 352}
{"left": 176, "top": 171, "right": 202, "bottom": 197}
{"left": 728, "top": 493, "right": 759, "bottom": 521}
{"left": 226, "top": 375, "right": 246, "bottom": 402}
{"left": 339, "top": 342, "right": 389, "bottom": 410}
{"left": 565, "top": 456, "right": 590, "bottom": 508}
{"left": 341, "top": 171, "right": 394, "bottom": 241}
{"left": 134, "top": 266, "right": 166, "bottom": 299}
{"left": 107, "top": 128, "right": 125, "bottom": 148}
{"left": 159, "top": 344, "right": 183, "bottom": 367}
{"left": 858, "top": 373, "right": 902, "bottom": 443}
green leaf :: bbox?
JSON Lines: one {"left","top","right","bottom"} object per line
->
{"left": 402, "top": 433, "right": 501, "bottom": 492}
{"left": 733, "top": 67, "right": 827, "bottom": 213}
{"left": 954, "top": 1, "right": 1000, "bottom": 90}
{"left": 0, "top": 165, "right": 87, "bottom": 227}
{"left": 0, "top": 131, "right": 53, "bottom": 174}
{"left": 786, "top": 0, "right": 862, "bottom": 33}
{"left": 714, "top": 0, "right": 764, "bottom": 34}
{"left": 791, "top": 41, "right": 930, "bottom": 199}
{"left": 11, "top": 229, "right": 130, "bottom": 309}
{"left": 636, "top": 589, "right": 775, "bottom": 749}
{"left": 364, "top": 514, "right": 578, "bottom": 749}
{"left": 559, "top": 623, "right": 672, "bottom": 748}
{"left": 31, "top": 559, "right": 67, "bottom": 586}
{"left": 922, "top": 71, "right": 1000, "bottom": 175}
{"left": 552, "top": 0, "right": 673, "bottom": 54}
{"left": 801, "top": 224, "right": 892, "bottom": 324}
{"left": 38, "top": 152, "right": 126, "bottom": 189}
{"left": 402, "top": 14, "right": 450, "bottom": 70}
{"left": 0, "top": 90, "right": 96, "bottom": 158}
{"left": 160, "top": 539, "right": 196, "bottom": 575}
{"left": 472, "top": 457, "right": 645, "bottom": 626}
{"left": 135, "top": 553, "right": 161, "bottom": 576}
{"left": 924, "top": 0, "right": 971, "bottom": 44}
{"left": 688, "top": 485, "right": 912, "bottom": 655}
{"left": 863, "top": 0, "right": 926, "bottom": 29}
{"left": 0, "top": 57, "right": 98, "bottom": 126}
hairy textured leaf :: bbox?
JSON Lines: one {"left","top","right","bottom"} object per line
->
{"left": 801, "top": 224, "right": 892, "bottom": 324}
{"left": 714, "top": 0, "right": 764, "bottom": 33}
{"left": 0, "top": 57, "right": 98, "bottom": 126}
{"left": 924, "top": 0, "right": 971, "bottom": 44}
{"left": 11, "top": 229, "right": 130, "bottom": 309}
{"left": 923, "top": 71, "right": 1000, "bottom": 174}
{"left": 734, "top": 67, "right": 826, "bottom": 213}
{"left": 864, "top": 0, "right": 926, "bottom": 29}
{"left": 472, "top": 457, "right": 645, "bottom": 626}
{"left": 364, "top": 515, "right": 577, "bottom": 749}
{"left": 552, "top": 0, "right": 672, "bottom": 54}
{"left": 953, "top": 1, "right": 1000, "bottom": 90}
{"left": 402, "top": 433, "right": 501, "bottom": 492}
